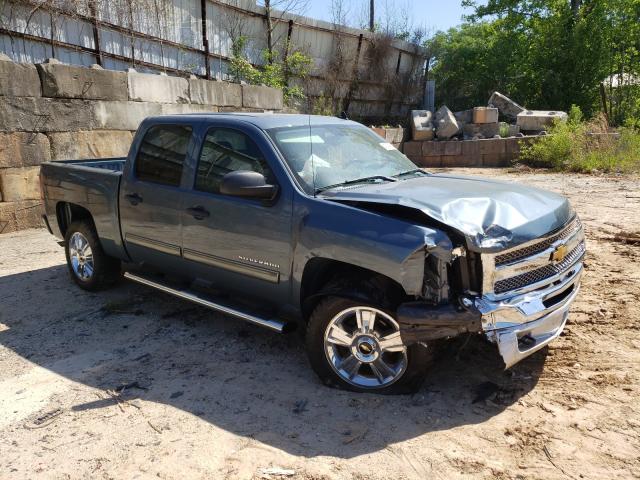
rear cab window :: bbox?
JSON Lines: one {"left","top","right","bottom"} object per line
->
{"left": 135, "top": 124, "right": 193, "bottom": 186}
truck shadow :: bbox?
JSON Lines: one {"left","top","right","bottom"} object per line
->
{"left": 0, "top": 264, "right": 547, "bottom": 459}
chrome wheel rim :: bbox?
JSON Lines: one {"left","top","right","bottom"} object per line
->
{"left": 324, "top": 306, "right": 408, "bottom": 389}
{"left": 69, "top": 232, "right": 94, "bottom": 281}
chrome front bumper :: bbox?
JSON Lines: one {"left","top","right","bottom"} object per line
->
{"left": 475, "top": 261, "right": 583, "bottom": 368}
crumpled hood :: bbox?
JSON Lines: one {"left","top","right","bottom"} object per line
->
{"left": 321, "top": 173, "right": 573, "bottom": 252}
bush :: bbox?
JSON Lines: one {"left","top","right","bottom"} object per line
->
{"left": 520, "top": 110, "right": 640, "bottom": 174}
{"left": 229, "top": 38, "right": 312, "bottom": 105}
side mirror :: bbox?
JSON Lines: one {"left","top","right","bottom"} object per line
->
{"left": 220, "top": 170, "right": 278, "bottom": 200}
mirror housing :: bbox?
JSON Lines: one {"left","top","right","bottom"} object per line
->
{"left": 220, "top": 171, "right": 278, "bottom": 200}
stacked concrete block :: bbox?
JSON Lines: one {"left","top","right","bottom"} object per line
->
{"left": 0, "top": 56, "right": 41, "bottom": 97}
{"left": 242, "top": 84, "right": 284, "bottom": 110}
{"left": 463, "top": 122, "right": 501, "bottom": 139}
{"left": 48, "top": 131, "right": 134, "bottom": 160}
{"left": 128, "top": 70, "right": 189, "bottom": 104}
{"left": 488, "top": 91, "right": 525, "bottom": 120}
{"left": 517, "top": 110, "right": 568, "bottom": 132}
{"left": 37, "top": 62, "right": 128, "bottom": 101}
{"left": 473, "top": 107, "right": 499, "bottom": 124}
{"left": 0, "top": 57, "right": 287, "bottom": 233}
{"left": 190, "top": 79, "right": 242, "bottom": 107}
{"left": 402, "top": 137, "right": 536, "bottom": 168}
{"left": 410, "top": 110, "right": 434, "bottom": 141}
{"left": 434, "top": 106, "right": 460, "bottom": 139}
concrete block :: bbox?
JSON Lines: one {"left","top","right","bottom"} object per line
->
{"left": 441, "top": 155, "right": 472, "bottom": 168}
{"left": 517, "top": 110, "right": 568, "bottom": 132}
{"left": 422, "top": 141, "right": 445, "bottom": 156}
{"left": 403, "top": 141, "right": 423, "bottom": 157}
{"left": 443, "top": 141, "right": 462, "bottom": 156}
{"left": 0, "top": 59, "right": 41, "bottom": 97}
{"left": 473, "top": 107, "right": 498, "bottom": 124}
{"left": 0, "top": 133, "right": 51, "bottom": 168}
{"left": 383, "top": 127, "right": 405, "bottom": 143}
{"left": 482, "top": 152, "right": 511, "bottom": 167}
{"left": 241, "top": 85, "right": 284, "bottom": 110}
{"left": 0, "top": 167, "right": 41, "bottom": 201}
{"left": 37, "top": 63, "right": 127, "bottom": 100}
{"left": 37, "top": 63, "right": 128, "bottom": 101}
{"left": 48, "top": 130, "right": 133, "bottom": 161}
{"left": 0, "top": 200, "right": 43, "bottom": 233}
{"left": 410, "top": 110, "right": 434, "bottom": 141}
{"left": 454, "top": 109, "right": 473, "bottom": 125}
{"left": 508, "top": 125, "right": 521, "bottom": 136}
{"left": 462, "top": 122, "right": 500, "bottom": 139}
{"left": 189, "top": 79, "right": 242, "bottom": 107}
{"left": 413, "top": 156, "right": 442, "bottom": 168}
{"left": 478, "top": 138, "right": 506, "bottom": 155}
{"left": 434, "top": 106, "right": 460, "bottom": 139}
{"left": 128, "top": 71, "right": 189, "bottom": 104}
{"left": 92, "top": 101, "right": 162, "bottom": 130}
{"left": 371, "top": 127, "right": 386, "bottom": 139}
{"left": 0, "top": 97, "right": 95, "bottom": 132}
{"left": 461, "top": 140, "right": 481, "bottom": 158}
{"left": 505, "top": 138, "right": 521, "bottom": 155}
{"left": 488, "top": 91, "right": 525, "bottom": 119}
{"left": 160, "top": 103, "right": 219, "bottom": 115}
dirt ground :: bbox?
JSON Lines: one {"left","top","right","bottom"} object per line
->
{"left": 1, "top": 168, "right": 639, "bottom": 480}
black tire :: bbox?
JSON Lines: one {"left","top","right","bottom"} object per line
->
{"left": 64, "top": 220, "right": 121, "bottom": 291}
{"left": 306, "top": 296, "right": 433, "bottom": 394}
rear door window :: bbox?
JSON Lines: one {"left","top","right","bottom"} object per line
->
{"left": 135, "top": 125, "right": 192, "bottom": 186}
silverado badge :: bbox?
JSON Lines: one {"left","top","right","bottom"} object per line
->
{"left": 550, "top": 244, "right": 568, "bottom": 263}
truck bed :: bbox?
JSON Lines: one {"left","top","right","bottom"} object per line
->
{"left": 40, "top": 157, "right": 127, "bottom": 260}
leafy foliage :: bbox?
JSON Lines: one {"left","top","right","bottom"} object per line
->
{"left": 520, "top": 107, "right": 640, "bottom": 173}
{"left": 229, "top": 36, "right": 312, "bottom": 105}
{"left": 427, "top": 0, "right": 640, "bottom": 125}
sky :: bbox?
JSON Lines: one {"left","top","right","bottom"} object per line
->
{"left": 304, "top": 0, "right": 471, "bottom": 34}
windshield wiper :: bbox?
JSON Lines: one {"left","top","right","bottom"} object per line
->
{"left": 394, "top": 168, "right": 427, "bottom": 178}
{"left": 315, "top": 175, "right": 397, "bottom": 193}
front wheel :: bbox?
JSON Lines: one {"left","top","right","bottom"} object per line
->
{"left": 306, "top": 297, "right": 432, "bottom": 394}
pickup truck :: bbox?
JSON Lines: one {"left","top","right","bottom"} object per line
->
{"left": 40, "top": 113, "right": 585, "bottom": 393}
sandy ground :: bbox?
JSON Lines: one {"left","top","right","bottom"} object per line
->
{"left": 0, "top": 168, "right": 639, "bottom": 480}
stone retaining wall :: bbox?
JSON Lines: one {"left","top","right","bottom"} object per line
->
{"left": 0, "top": 57, "right": 285, "bottom": 233}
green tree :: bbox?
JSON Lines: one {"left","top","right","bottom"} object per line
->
{"left": 428, "top": 0, "right": 640, "bottom": 124}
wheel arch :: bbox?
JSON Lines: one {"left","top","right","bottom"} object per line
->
{"left": 300, "top": 257, "right": 409, "bottom": 321}
{"left": 56, "top": 202, "right": 95, "bottom": 238}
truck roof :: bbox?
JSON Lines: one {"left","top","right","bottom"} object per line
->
{"left": 144, "top": 113, "right": 354, "bottom": 130}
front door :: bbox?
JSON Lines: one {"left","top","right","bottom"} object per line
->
{"left": 180, "top": 125, "right": 293, "bottom": 306}
{"left": 120, "top": 123, "right": 194, "bottom": 271}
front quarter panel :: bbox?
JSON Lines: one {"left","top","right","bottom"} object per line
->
{"left": 292, "top": 196, "right": 453, "bottom": 299}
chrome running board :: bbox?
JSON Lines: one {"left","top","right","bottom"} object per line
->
{"left": 124, "top": 272, "right": 287, "bottom": 333}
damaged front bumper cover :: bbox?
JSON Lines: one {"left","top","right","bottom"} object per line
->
{"left": 397, "top": 263, "right": 583, "bottom": 368}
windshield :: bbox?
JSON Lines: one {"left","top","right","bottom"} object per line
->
{"left": 266, "top": 123, "right": 419, "bottom": 193}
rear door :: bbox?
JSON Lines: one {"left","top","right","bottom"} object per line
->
{"left": 119, "top": 122, "right": 195, "bottom": 270}
{"left": 180, "top": 122, "right": 294, "bottom": 306}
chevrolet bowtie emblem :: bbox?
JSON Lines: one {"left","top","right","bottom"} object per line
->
{"left": 550, "top": 244, "right": 568, "bottom": 263}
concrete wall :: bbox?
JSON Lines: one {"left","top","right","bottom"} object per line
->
{"left": 0, "top": 0, "right": 425, "bottom": 121}
{"left": 0, "top": 57, "right": 285, "bottom": 233}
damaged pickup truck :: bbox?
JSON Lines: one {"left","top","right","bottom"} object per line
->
{"left": 40, "top": 114, "right": 585, "bottom": 393}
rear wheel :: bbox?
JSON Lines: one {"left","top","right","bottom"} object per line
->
{"left": 306, "top": 297, "right": 432, "bottom": 394}
{"left": 64, "top": 221, "right": 121, "bottom": 291}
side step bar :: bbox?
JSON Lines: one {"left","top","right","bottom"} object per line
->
{"left": 124, "top": 272, "right": 287, "bottom": 333}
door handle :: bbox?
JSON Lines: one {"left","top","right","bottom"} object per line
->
{"left": 125, "top": 193, "right": 143, "bottom": 205}
{"left": 186, "top": 205, "right": 210, "bottom": 220}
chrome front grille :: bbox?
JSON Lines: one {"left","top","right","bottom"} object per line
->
{"left": 495, "top": 217, "right": 582, "bottom": 266}
{"left": 493, "top": 241, "right": 585, "bottom": 294}
{"left": 482, "top": 216, "right": 586, "bottom": 299}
